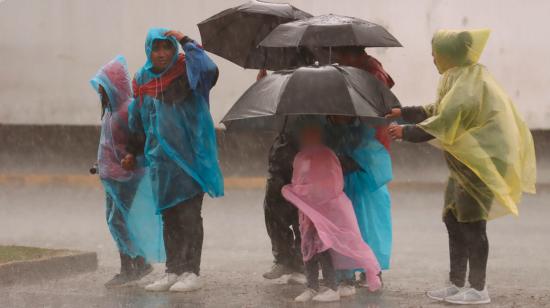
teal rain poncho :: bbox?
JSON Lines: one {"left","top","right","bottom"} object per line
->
{"left": 327, "top": 121, "right": 393, "bottom": 269}
{"left": 129, "top": 28, "right": 224, "bottom": 212}
{"left": 90, "top": 55, "right": 165, "bottom": 262}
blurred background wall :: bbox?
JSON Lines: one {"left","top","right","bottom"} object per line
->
{"left": 1, "top": 0, "right": 549, "bottom": 128}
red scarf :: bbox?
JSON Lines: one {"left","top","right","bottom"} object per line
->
{"left": 132, "top": 54, "right": 186, "bottom": 105}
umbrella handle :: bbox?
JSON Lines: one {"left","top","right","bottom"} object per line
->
{"left": 329, "top": 46, "right": 332, "bottom": 64}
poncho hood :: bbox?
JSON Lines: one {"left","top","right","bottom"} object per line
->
{"left": 90, "top": 55, "right": 132, "bottom": 111}
{"left": 432, "top": 28, "right": 490, "bottom": 73}
{"left": 143, "top": 27, "right": 179, "bottom": 75}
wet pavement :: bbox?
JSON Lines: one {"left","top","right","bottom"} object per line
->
{"left": 0, "top": 184, "right": 549, "bottom": 307}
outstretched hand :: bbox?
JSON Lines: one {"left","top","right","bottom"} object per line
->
{"left": 387, "top": 124, "right": 404, "bottom": 140}
{"left": 257, "top": 69, "right": 268, "bottom": 81}
{"left": 121, "top": 154, "right": 136, "bottom": 171}
{"left": 165, "top": 30, "right": 185, "bottom": 41}
{"left": 385, "top": 108, "right": 402, "bottom": 119}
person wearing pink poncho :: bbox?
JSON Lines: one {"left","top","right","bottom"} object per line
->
{"left": 281, "top": 124, "right": 382, "bottom": 302}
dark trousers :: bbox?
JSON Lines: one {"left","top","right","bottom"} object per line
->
{"left": 264, "top": 179, "right": 303, "bottom": 271}
{"left": 162, "top": 194, "right": 204, "bottom": 276}
{"left": 305, "top": 251, "right": 337, "bottom": 291}
{"left": 444, "top": 211, "right": 489, "bottom": 290}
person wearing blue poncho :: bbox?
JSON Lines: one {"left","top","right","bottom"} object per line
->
{"left": 123, "top": 28, "right": 224, "bottom": 292}
{"left": 90, "top": 55, "right": 164, "bottom": 288}
{"left": 325, "top": 116, "right": 392, "bottom": 295}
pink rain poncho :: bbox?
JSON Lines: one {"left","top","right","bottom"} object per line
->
{"left": 90, "top": 55, "right": 164, "bottom": 262}
{"left": 282, "top": 145, "right": 381, "bottom": 291}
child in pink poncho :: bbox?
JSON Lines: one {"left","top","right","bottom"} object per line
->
{"left": 282, "top": 124, "right": 382, "bottom": 303}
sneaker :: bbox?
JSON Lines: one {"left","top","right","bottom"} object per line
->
{"left": 444, "top": 287, "right": 491, "bottom": 305}
{"left": 313, "top": 288, "right": 340, "bottom": 302}
{"left": 262, "top": 264, "right": 293, "bottom": 279}
{"left": 130, "top": 263, "right": 154, "bottom": 281}
{"left": 144, "top": 273, "right": 178, "bottom": 291}
{"left": 286, "top": 272, "right": 307, "bottom": 285}
{"left": 104, "top": 273, "right": 132, "bottom": 288}
{"left": 426, "top": 284, "right": 463, "bottom": 301}
{"left": 338, "top": 284, "right": 356, "bottom": 297}
{"left": 295, "top": 288, "right": 317, "bottom": 302}
{"left": 169, "top": 273, "right": 202, "bottom": 292}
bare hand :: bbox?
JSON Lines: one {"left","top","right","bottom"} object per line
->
{"left": 257, "top": 69, "right": 267, "bottom": 81}
{"left": 165, "top": 30, "right": 185, "bottom": 41}
{"left": 121, "top": 154, "right": 136, "bottom": 171}
{"left": 385, "top": 108, "right": 402, "bottom": 119}
{"left": 388, "top": 124, "right": 404, "bottom": 140}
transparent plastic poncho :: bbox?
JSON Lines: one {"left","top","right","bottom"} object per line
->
{"left": 90, "top": 55, "right": 165, "bottom": 262}
{"left": 418, "top": 29, "right": 536, "bottom": 221}
{"left": 129, "top": 28, "right": 224, "bottom": 213}
{"left": 326, "top": 122, "right": 393, "bottom": 269}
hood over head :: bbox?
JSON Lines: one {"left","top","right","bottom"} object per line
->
{"left": 90, "top": 55, "right": 132, "bottom": 111}
{"left": 144, "top": 27, "right": 180, "bottom": 74}
{"left": 432, "top": 28, "right": 490, "bottom": 73}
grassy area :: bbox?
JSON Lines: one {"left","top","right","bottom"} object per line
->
{"left": 0, "top": 245, "right": 68, "bottom": 264}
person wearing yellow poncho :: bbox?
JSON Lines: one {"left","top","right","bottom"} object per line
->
{"left": 387, "top": 29, "right": 536, "bottom": 305}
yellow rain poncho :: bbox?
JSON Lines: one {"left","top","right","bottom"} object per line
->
{"left": 418, "top": 29, "right": 536, "bottom": 221}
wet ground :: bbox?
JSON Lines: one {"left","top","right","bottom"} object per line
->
{"left": 0, "top": 184, "right": 549, "bottom": 307}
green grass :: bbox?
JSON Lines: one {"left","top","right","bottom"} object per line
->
{"left": 0, "top": 245, "right": 68, "bottom": 264}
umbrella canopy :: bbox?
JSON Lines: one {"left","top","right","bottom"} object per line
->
{"left": 260, "top": 14, "right": 402, "bottom": 48}
{"left": 198, "top": 0, "right": 313, "bottom": 70}
{"left": 221, "top": 64, "right": 401, "bottom": 130}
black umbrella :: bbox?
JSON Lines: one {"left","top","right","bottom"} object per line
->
{"left": 221, "top": 64, "right": 400, "bottom": 131}
{"left": 197, "top": 0, "right": 314, "bottom": 70}
{"left": 260, "top": 14, "right": 402, "bottom": 49}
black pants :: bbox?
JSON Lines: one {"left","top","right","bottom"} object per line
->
{"left": 264, "top": 179, "right": 303, "bottom": 271}
{"left": 444, "top": 211, "right": 488, "bottom": 290}
{"left": 162, "top": 194, "right": 204, "bottom": 276}
{"left": 305, "top": 251, "right": 336, "bottom": 291}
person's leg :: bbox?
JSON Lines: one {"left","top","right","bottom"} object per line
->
{"left": 288, "top": 205, "right": 304, "bottom": 272}
{"left": 312, "top": 251, "right": 340, "bottom": 302}
{"left": 178, "top": 194, "right": 204, "bottom": 275}
{"left": 444, "top": 211, "right": 468, "bottom": 288}
{"left": 162, "top": 204, "right": 186, "bottom": 275}
{"left": 461, "top": 220, "right": 488, "bottom": 291}
{"left": 304, "top": 256, "right": 320, "bottom": 291}
{"left": 318, "top": 251, "right": 337, "bottom": 291}
{"left": 263, "top": 181, "right": 297, "bottom": 278}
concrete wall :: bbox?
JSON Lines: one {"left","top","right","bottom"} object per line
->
{"left": 1, "top": 125, "right": 548, "bottom": 184}
{"left": 1, "top": 0, "right": 550, "bottom": 128}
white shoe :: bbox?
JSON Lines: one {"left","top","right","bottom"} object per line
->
{"left": 286, "top": 272, "right": 307, "bottom": 285}
{"left": 144, "top": 273, "right": 178, "bottom": 292}
{"left": 295, "top": 288, "right": 317, "bottom": 302}
{"left": 426, "top": 284, "right": 463, "bottom": 301}
{"left": 313, "top": 288, "right": 340, "bottom": 302}
{"left": 338, "top": 284, "right": 356, "bottom": 297}
{"left": 444, "top": 287, "right": 491, "bottom": 305}
{"left": 169, "top": 273, "right": 202, "bottom": 292}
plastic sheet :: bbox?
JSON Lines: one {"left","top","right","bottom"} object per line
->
{"left": 419, "top": 29, "right": 537, "bottom": 221}
{"left": 129, "top": 28, "right": 224, "bottom": 212}
{"left": 90, "top": 55, "right": 165, "bottom": 262}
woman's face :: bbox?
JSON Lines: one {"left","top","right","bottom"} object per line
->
{"left": 150, "top": 40, "right": 176, "bottom": 73}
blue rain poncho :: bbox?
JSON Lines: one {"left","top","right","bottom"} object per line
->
{"left": 129, "top": 28, "right": 224, "bottom": 213}
{"left": 90, "top": 55, "right": 165, "bottom": 262}
{"left": 327, "top": 121, "right": 393, "bottom": 269}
